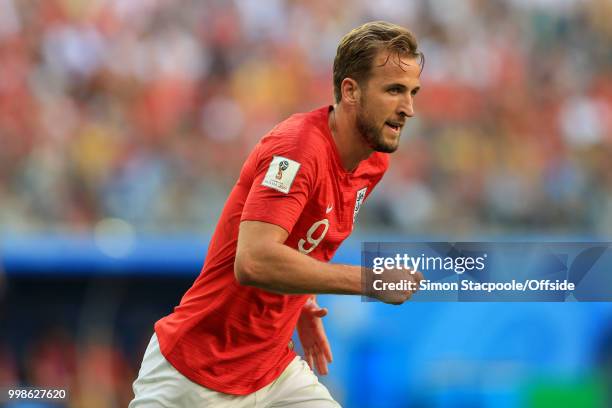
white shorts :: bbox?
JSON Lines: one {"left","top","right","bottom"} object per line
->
{"left": 129, "top": 333, "right": 341, "bottom": 407}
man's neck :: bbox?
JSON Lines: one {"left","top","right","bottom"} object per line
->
{"left": 328, "top": 104, "right": 372, "bottom": 172}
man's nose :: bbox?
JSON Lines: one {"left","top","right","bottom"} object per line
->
{"left": 398, "top": 96, "right": 415, "bottom": 118}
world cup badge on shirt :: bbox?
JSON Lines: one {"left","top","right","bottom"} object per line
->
{"left": 262, "top": 155, "right": 301, "bottom": 194}
{"left": 276, "top": 160, "right": 289, "bottom": 180}
{"left": 353, "top": 187, "right": 368, "bottom": 223}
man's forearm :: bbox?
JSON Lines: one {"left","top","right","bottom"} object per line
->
{"left": 235, "top": 242, "right": 362, "bottom": 295}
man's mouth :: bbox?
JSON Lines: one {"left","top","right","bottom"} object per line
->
{"left": 385, "top": 121, "right": 403, "bottom": 133}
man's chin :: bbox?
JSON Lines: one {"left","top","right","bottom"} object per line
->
{"left": 374, "top": 144, "right": 399, "bottom": 153}
{"left": 370, "top": 139, "right": 399, "bottom": 153}
{"left": 359, "top": 128, "right": 399, "bottom": 153}
{"left": 372, "top": 136, "right": 399, "bottom": 153}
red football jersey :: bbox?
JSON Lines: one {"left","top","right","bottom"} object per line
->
{"left": 154, "top": 105, "right": 389, "bottom": 395}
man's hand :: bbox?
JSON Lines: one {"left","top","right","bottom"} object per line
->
{"left": 366, "top": 268, "right": 424, "bottom": 305}
{"left": 297, "top": 296, "right": 333, "bottom": 375}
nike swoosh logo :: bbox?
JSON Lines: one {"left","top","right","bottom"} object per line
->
{"left": 326, "top": 204, "right": 333, "bottom": 214}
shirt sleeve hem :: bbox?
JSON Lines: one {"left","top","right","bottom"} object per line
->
{"left": 240, "top": 215, "right": 293, "bottom": 236}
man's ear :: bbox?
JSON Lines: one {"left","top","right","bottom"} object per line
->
{"left": 341, "top": 78, "right": 361, "bottom": 105}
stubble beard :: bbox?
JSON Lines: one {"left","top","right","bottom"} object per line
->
{"left": 355, "top": 97, "right": 399, "bottom": 154}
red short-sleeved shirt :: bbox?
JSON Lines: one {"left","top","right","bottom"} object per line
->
{"left": 154, "top": 105, "right": 389, "bottom": 395}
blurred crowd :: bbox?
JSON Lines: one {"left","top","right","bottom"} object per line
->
{"left": 0, "top": 0, "right": 611, "bottom": 236}
{"left": 1, "top": 328, "right": 135, "bottom": 408}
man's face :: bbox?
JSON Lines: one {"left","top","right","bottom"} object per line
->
{"left": 355, "top": 51, "right": 421, "bottom": 153}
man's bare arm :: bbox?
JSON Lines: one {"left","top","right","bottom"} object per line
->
{"left": 235, "top": 221, "right": 362, "bottom": 295}
{"left": 234, "top": 221, "right": 422, "bottom": 303}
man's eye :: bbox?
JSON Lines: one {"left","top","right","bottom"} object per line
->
{"left": 388, "top": 88, "right": 400, "bottom": 94}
